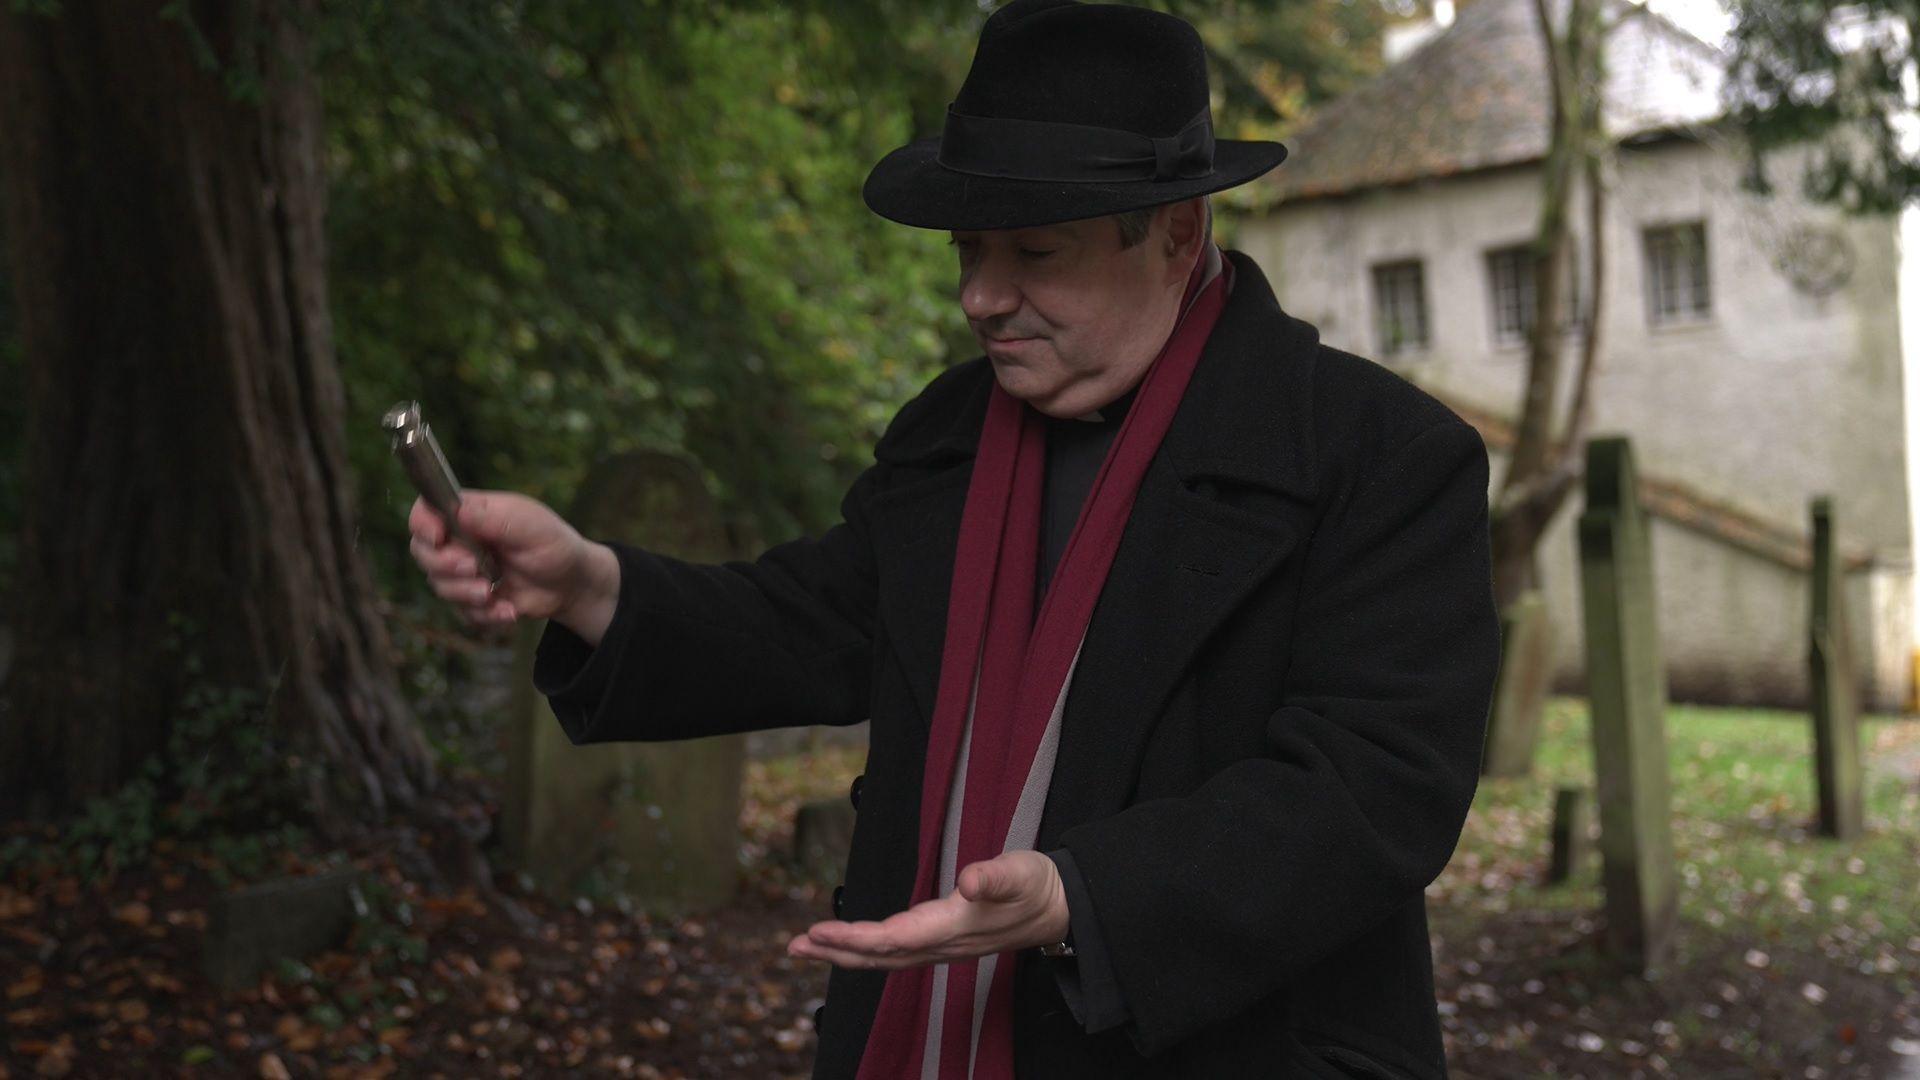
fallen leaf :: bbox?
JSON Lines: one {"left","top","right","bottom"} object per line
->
{"left": 112, "top": 902, "right": 150, "bottom": 928}
{"left": 7, "top": 970, "right": 42, "bottom": 1000}
{"left": 0, "top": 889, "right": 37, "bottom": 920}
{"left": 259, "top": 1052, "right": 291, "bottom": 1080}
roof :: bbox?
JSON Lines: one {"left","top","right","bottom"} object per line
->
{"left": 1256, "top": 0, "right": 1726, "bottom": 205}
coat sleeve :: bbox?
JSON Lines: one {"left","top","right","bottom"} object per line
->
{"left": 531, "top": 462, "right": 885, "bottom": 744}
{"left": 1054, "top": 418, "right": 1499, "bottom": 1057}
{"left": 1040, "top": 847, "right": 1131, "bottom": 1033}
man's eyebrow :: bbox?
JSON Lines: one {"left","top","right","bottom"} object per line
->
{"left": 1007, "top": 227, "right": 1073, "bottom": 246}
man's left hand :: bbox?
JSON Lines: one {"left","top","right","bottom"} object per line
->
{"left": 786, "top": 850, "right": 1070, "bottom": 970}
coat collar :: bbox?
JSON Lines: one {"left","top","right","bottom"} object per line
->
{"left": 866, "top": 251, "right": 1325, "bottom": 839}
{"left": 871, "top": 250, "right": 1320, "bottom": 501}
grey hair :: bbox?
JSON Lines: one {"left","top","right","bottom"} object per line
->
{"left": 1113, "top": 195, "right": 1212, "bottom": 249}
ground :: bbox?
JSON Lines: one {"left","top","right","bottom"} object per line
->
{"left": 1, "top": 696, "right": 1916, "bottom": 1078}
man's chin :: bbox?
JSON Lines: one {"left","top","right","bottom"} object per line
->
{"left": 990, "top": 366, "right": 1080, "bottom": 416}
{"left": 987, "top": 360, "right": 1043, "bottom": 398}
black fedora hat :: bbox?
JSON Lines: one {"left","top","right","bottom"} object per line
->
{"left": 862, "top": 0, "right": 1288, "bottom": 232}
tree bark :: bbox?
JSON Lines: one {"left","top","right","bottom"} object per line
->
{"left": 0, "top": 0, "right": 433, "bottom": 831}
{"left": 1491, "top": 0, "right": 1607, "bottom": 614}
{"left": 1481, "top": 0, "right": 1610, "bottom": 777}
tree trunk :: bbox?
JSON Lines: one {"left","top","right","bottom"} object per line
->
{"left": 1491, "top": 0, "right": 1607, "bottom": 614}
{"left": 1482, "top": 0, "right": 1609, "bottom": 776}
{"left": 0, "top": 0, "right": 433, "bottom": 832}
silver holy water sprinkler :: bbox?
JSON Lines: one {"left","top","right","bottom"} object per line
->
{"left": 382, "top": 400, "right": 502, "bottom": 586}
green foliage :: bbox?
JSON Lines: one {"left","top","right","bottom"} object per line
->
{"left": 315, "top": 1, "right": 973, "bottom": 605}
{"left": 310, "top": 1, "right": 1395, "bottom": 605}
{"left": 0, "top": 3, "right": 1398, "bottom": 615}
{"left": 382, "top": 600, "right": 499, "bottom": 777}
{"left": 347, "top": 877, "right": 431, "bottom": 974}
{"left": 0, "top": 613, "right": 307, "bottom": 882}
{"left": 1724, "top": 1, "right": 1920, "bottom": 213}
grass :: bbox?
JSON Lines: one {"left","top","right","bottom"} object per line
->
{"left": 1446, "top": 696, "right": 1920, "bottom": 944}
{"left": 1433, "top": 696, "right": 1920, "bottom": 1077}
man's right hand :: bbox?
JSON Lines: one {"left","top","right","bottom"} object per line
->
{"left": 406, "top": 491, "right": 621, "bottom": 644}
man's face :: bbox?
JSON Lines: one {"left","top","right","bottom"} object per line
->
{"left": 950, "top": 200, "right": 1203, "bottom": 419}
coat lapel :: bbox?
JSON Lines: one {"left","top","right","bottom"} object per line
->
{"left": 867, "top": 253, "right": 1324, "bottom": 833}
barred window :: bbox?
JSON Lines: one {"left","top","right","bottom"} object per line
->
{"left": 1370, "top": 259, "right": 1429, "bottom": 355}
{"left": 1486, "top": 242, "right": 1584, "bottom": 346}
{"left": 1643, "top": 221, "right": 1710, "bottom": 324}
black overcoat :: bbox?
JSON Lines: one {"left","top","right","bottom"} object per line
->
{"left": 536, "top": 250, "right": 1502, "bottom": 1079}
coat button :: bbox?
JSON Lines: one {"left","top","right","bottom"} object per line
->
{"left": 832, "top": 883, "right": 846, "bottom": 917}
{"left": 849, "top": 773, "right": 864, "bottom": 810}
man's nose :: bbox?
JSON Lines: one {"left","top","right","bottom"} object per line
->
{"left": 958, "top": 254, "right": 1022, "bottom": 324}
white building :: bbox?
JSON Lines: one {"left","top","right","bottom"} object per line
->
{"left": 1236, "top": 0, "right": 1917, "bottom": 710}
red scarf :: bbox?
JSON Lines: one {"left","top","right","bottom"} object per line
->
{"left": 856, "top": 247, "right": 1233, "bottom": 1079}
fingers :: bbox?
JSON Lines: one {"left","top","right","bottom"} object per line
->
{"left": 958, "top": 863, "right": 1006, "bottom": 902}
{"left": 456, "top": 490, "right": 518, "bottom": 549}
{"left": 787, "top": 934, "right": 919, "bottom": 971}
{"left": 957, "top": 855, "right": 1027, "bottom": 903}
{"left": 442, "top": 584, "right": 516, "bottom": 627}
{"left": 409, "top": 533, "right": 514, "bottom": 622}
{"left": 408, "top": 534, "right": 477, "bottom": 578}
{"left": 407, "top": 495, "right": 448, "bottom": 546}
{"left": 406, "top": 495, "right": 520, "bottom": 626}
{"left": 465, "top": 597, "right": 518, "bottom": 626}
{"left": 422, "top": 560, "right": 497, "bottom": 606}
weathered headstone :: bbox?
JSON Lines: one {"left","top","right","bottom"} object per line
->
{"left": 1576, "top": 436, "right": 1678, "bottom": 974}
{"left": 1546, "top": 785, "right": 1593, "bottom": 885}
{"left": 504, "top": 450, "right": 747, "bottom": 915}
{"left": 1808, "top": 496, "right": 1865, "bottom": 840}
{"left": 792, "top": 797, "right": 857, "bottom": 880}
{"left": 1482, "top": 590, "right": 1553, "bottom": 778}
{"left": 203, "top": 869, "right": 362, "bottom": 991}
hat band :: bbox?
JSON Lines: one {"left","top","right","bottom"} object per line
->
{"left": 936, "top": 105, "right": 1216, "bottom": 184}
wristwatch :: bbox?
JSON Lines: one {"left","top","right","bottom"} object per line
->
{"left": 1038, "top": 927, "right": 1077, "bottom": 958}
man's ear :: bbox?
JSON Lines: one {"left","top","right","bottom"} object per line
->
{"left": 1160, "top": 197, "right": 1208, "bottom": 283}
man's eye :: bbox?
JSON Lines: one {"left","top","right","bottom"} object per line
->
{"left": 1019, "top": 248, "right": 1055, "bottom": 259}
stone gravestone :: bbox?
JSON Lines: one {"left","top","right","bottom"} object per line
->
{"left": 1808, "top": 497, "right": 1864, "bottom": 840}
{"left": 792, "top": 797, "right": 857, "bottom": 881}
{"left": 1482, "top": 589, "right": 1553, "bottom": 778}
{"left": 504, "top": 450, "right": 747, "bottom": 915}
{"left": 203, "top": 869, "right": 363, "bottom": 991}
{"left": 1576, "top": 436, "right": 1678, "bottom": 974}
{"left": 1546, "top": 786, "right": 1593, "bottom": 885}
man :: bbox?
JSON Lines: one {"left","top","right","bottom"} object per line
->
{"left": 408, "top": 1, "right": 1500, "bottom": 1077}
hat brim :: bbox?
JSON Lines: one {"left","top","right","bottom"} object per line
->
{"left": 862, "top": 137, "right": 1287, "bottom": 232}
